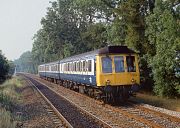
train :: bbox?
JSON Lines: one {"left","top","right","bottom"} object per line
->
{"left": 38, "top": 46, "right": 140, "bottom": 103}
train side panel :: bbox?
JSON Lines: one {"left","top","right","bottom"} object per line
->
{"left": 45, "top": 62, "right": 60, "bottom": 80}
{"left": 59, "top": 58, "right": 97, "bottom": 86}
{"left": 38, "top": 65, "right": 46, "bottom": 78}
{"left": 60, "top": 74, "right": 96, "bottom": 86}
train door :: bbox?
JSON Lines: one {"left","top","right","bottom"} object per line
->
{"left": 96, "top": 55, "right": 114, "bottom": 86}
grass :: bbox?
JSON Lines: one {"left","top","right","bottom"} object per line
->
{"left": 131, "top": 92, "right": 180, "bottom": 112}
{"left": 0, "top": 76, "right": 24, "bottom": 128}
{"left": 0, "top": 108, "right": 16, "bottom": 128}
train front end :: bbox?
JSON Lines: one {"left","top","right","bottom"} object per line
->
{"left": 96, "top": 46, "right": 140, "bottom": 102}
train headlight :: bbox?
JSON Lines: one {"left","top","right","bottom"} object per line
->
{"left": 106, "top": 80, "right": 110, "bottom": 85}
{"left": 131, "top": 78, "right": 136, "bottom": 84}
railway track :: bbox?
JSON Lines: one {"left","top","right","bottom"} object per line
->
{"left": 23, "top": 74, "right": 180, "bottom": 128}
{"left": 24, "top": 75, "right": 112, "bottom": 128}
{"left": 128, "top": 101, "right": 180, "bottom": 127}
{"left": 26, "top": 78, "right": 73, "bottom": 128}
{"left": 109, "top": 104, "right": 180, "bottom": 128}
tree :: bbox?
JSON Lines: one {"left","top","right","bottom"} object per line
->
{"left": 146, "top": 0, "right": 180, "bottom": 97}
{"left": 0, "top": 50, "right": 9, "bottom": 83}
{"left": 32, "top": 0, "right": 112, "bottom": 64}
{"left": 81, "top": 23, "right": 108, "bottom": 50}
{"left": 110, "top": 0, "right": 156, "bottom": 91}
{"left": 8, "top": 61, "right": 15, "bottom": 76}
{"left": 14, "top": 51, "right": 35, "bottom": 73}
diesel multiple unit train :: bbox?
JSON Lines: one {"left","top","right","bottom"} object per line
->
{"left": 38, "top": 46, "right": 140, "bottom": 102}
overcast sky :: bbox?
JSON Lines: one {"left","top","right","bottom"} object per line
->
{"left": 0, "top": 0, "right": 52, "bottom": 60}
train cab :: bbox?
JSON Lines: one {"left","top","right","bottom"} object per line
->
{"left": 95, "top": 46, "right": 140, "bottom": 101}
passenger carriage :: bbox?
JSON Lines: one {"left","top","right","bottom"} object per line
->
{"left": 38, "top": 46, "right": 140, "bottom": 102}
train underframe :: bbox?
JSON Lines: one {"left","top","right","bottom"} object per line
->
{"left": 41, "top": 76, "right": 138, "bottom": 103}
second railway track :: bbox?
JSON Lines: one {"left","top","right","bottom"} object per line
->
{"left": 24, "top": 75, "right": 112, "bottom": 128}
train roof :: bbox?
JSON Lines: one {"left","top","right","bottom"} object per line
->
{"left": 39, "top": 60, "right": 59, "bottom": 66}
{"left": 97, "top": 46, "right": 135, "bottom": 54}
{"left": 60, "top": 46, "right": 136, "bottom": 62}
{"left": 39, "top": 46, "right": 136, "bottom": 64}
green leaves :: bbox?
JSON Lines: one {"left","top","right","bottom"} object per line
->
{"left": 146, "top": 0, "right": 180, "bottom": 97}
{"left": 0, "top": 51, "right": 9, "bottom": 83}
{"left": 14, "top": 51, "right": 35, "bottom": 74}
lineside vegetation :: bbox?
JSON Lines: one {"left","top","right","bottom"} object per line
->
{"left": 0, "top": 77, "right": 24, "bottom": 128}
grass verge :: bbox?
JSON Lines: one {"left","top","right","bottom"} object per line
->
{"left": 131, "top": 92, "right": 180, "bottom": 112}
{"left": 0, "top": 108, "right": 16, "bottom": 128}
{"left": 0, "top": 76, "right": 24, "bottom": 128}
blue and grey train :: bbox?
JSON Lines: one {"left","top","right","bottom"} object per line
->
{"left": 38, "top": 46, "right": 140, "bottom": 102}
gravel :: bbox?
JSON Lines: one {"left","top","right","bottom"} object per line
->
{"left": 142, "top": 103, "right": 180, "bottom": 118}
{"left": 33, "top": 76, "right": 150, "bottom": 128}
{"left": 29, "top": 77, "right": 102, "bottom": 128}
{"left": 16, "top": 78, "right": 55, "bottom": 128}
{"left": 30, "top": 74, "right": 180, "bottom": 128}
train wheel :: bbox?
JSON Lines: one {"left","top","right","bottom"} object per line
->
{"left": 121, "top": 86, "right": 130, "bottom": 102}
{"left": 104, "top": 85, "right": 114, "bottom": 104}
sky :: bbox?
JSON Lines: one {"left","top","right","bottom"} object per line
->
{"left": 0, "top": 0, "right": 52, "bottom": 60}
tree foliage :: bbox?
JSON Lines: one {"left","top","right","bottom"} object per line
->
{"left": 0, "top": 50, "right": 10, "bottom": 83}
{"left": 8, "top": 61, "right": 15, "bottom": 76}
{"left": 14, "top": 51, "right": 35, "bottom": 74}
{"left": 146, "top": 0, "right": 180, "bottom": 97}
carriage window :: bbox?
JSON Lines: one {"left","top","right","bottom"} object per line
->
{"left": 67, "top": 63, "right": 68, "bottom": 71}
{"left": 88, "top": 60, "right": 92, "bottom": 72}
{"left": 51, "top": 65, "right": 53, "bottom": 71}
{"left": 70, "top": 63, "right": 71, "bottom": 71}
{"left": 63, "top": 64, "right": 64, "bottom": 71}
{"left": 71, "top": 63, "right": 72, "bottom": 71}
{"left": 74, "top": 62, "right": 76, "bottom": 71}
{"left": 78, "top": 62, "right": 80, "bottom": 71}
{"left": 68, "top": 63, "right": 70, "bottom": 71}
{"left": 72, "top": 63, "right": 74, "bottom": 71}
{"left": 65, "top": 64, "right": 67, "bottom": 71}
{"left": 80, "top": 62, "right": 82, "bottom": 72}
{"left": 46, "top": 66, "right": 49, "bottom": 71}
{"left": 114, "top": 56, "right": 124, "bottom": 73}
{"left": 56, "top": 65, "right": 58, "bottom": 71}
{"left": 83, "top": 61, "right": 86, "bottom": 71}
{"left": 76, "top": 62, "right": 78, "bottom": 71}
{"left": 101, "top": 57, "right": 112, "bottom": 73}
{"left": 85, "top": 61, "right": 88, "bottom": 71}
{"left": 94, "top": 61, "right": 96, "bottom": 73}
{"left": 70, "top": 63, "right": 72, "bottom": 71}
{"left": 126, "top": 56, "right": 136, "bottom": 72}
